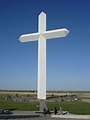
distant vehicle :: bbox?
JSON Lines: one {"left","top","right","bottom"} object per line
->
{"left": 0, "top": 108, "right": 17, "bottom": 114}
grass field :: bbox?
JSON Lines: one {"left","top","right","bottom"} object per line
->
{"left": 0, "top": 99, "right": 39, "bottom": 111}
{"left": 46, "top": 102, "right": 90, "bottom": 115}
{"left": 0, "top": 99, "right": 90, "bottom": 114}
{"left": 0, "top": 91, "right": 90, "bottom": 115}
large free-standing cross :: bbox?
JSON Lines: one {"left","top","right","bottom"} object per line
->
{"left": 19, "top": 12, "right": 69, "bottom": 99}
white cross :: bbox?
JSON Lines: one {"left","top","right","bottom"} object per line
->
{"left": 19, "top": 12, "right": 69, "bottom": 99}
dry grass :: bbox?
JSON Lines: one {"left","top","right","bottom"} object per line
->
{"left": 0, "top": 91, "right": 90, "bottom": 99}
{"left": 0, "top": 91, "right": 37, "bottom": 96}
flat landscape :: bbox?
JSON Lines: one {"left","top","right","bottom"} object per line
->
{"left": 0, "top": 91, "right": 90, "bottom": 115}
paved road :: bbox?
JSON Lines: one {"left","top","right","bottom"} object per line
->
{"left": 7, "top": 117, "right": 90, "bottom": 120}
{"left": 2, "top": 110, "right": 90, "bottom": 120}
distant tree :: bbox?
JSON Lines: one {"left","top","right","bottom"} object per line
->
{"left": 27, "top": 94, "right": 30, "bottom": 97}
{"left": 16, "top": 94, "right": 18, "bottom": 97}
{"left": 51, "top": 93, "right": 54, "bottom": 97}
{"left": 65, "top": 94, "right": 67, "bottom": 97}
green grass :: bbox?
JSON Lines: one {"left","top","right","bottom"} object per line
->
{"left": 46, "top": 102, "right": 90, "bottom": 115}
{"left": 0, "top": 99, "right": 90, "bottom": 115}
{"left": 0, "top": 99, "right": 39, "bottom": 111}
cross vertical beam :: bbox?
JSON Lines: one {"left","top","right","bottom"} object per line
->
{"left": 38, "top": 12, "right": 46, "bottom": 99}
{"left": 19, "top": 12, "right": 69, "bottom": 100}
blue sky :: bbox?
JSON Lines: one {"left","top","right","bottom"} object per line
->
{"left": 0, "top": 0, "right": 90, "bottom": 91}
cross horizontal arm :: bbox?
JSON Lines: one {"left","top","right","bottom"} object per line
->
{"left": 19, "top": 33, "right": 40, "bottom": 42}
{"left": 43, "top": 28, "right": 69, "bottom": 40}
